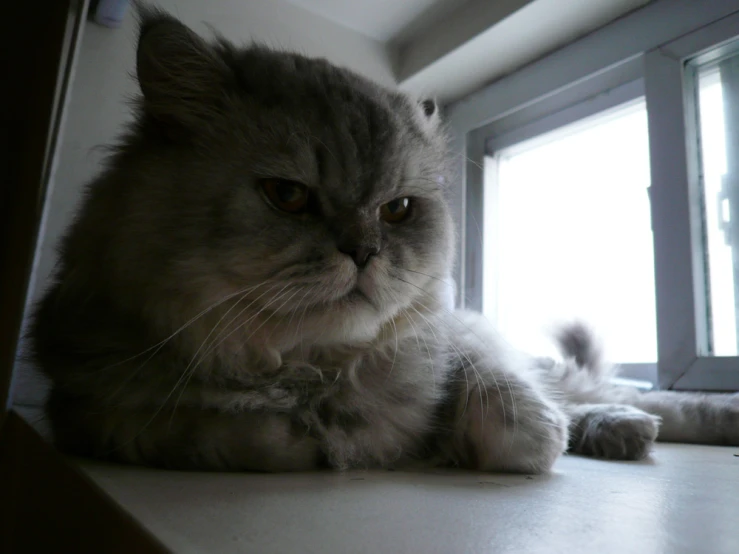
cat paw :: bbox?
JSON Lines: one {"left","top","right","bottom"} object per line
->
{"left": 570, "top": 405, "right": 660, "bottom": 460}
{"left": 462, "top": 384, "right": 570, "bottom": 474}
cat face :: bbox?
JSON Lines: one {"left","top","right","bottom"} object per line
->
{"left": 97, "top": 10, "right": 455, "bottom": 348}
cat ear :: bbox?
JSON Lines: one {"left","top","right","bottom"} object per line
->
{"left": 413, "top": 97, "right": 441, "bottom": 135}
{"left": 417, "top": 97, "right": 441, "bottom": 130}
{"left": 420, "top": 99, "right": 437, "bottom": 118}
{"left": 135, "top": 5, "right": 230, "bottom": 130}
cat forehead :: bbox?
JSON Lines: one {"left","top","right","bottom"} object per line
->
{"left": 179, "top": 40, "right": 445, "bottom": 197}
{"left": 250, "top": 113, "right": 436, "bottom": 198}
{"left": 227, "top": 46, "right": 396, "bottom": 103}
{"left": 220, "top": 45, "right": 416, "bottom": 132}
{"left": 224, "top": 52, "right": 432, "bottom": 193}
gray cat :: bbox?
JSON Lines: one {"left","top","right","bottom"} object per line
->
{"left": 30, "top": 6, "right": 738, "bottom": 473}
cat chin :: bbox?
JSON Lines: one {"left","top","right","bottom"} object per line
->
{"left": 283, "top": 297, "right": 394, "bottom": 348}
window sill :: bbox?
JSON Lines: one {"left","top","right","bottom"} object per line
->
{"left": 76, "top": 444, "right": 738, "bottom": 554}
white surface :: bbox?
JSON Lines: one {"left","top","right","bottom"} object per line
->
{"left": 285, "top": 0, "right": 471, "bottom": 42}
{"left": 398, "top": 0, "right": 650, "bottom": 102}
{"left": 80, "top": 444, "right": 739, "bottom": 554}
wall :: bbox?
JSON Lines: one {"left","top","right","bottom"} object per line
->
{"left": 12, "top": 0, "right": 395, "bottom": 407}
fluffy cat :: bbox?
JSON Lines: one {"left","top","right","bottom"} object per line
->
{"left": 30, "top": 5, "right": 738, "bottom": 474}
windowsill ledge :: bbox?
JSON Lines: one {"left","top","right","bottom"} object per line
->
{"left": 73, "top": 443, "right": 739, "bottom": 554}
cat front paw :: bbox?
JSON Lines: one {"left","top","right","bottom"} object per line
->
{"left": 459, "top": 382, "right": 569, "bottom": 474}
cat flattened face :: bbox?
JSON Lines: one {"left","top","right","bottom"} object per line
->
{"left": 129, "top": 8, "right": 454, "bottom": 341}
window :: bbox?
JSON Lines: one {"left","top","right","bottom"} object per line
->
{"left": 451, "top": 0, "right": 739, "bottom": 391}
{"left": 482, "top": 100, "right": 657, "bottom": 364}
{"left": 694, "top": 54, "right": 739, "bottom": 356}
{"left": 646, "top": 13, "right": 739, "bottom": 390}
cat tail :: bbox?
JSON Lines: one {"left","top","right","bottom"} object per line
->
{"left": 546, "top": 322, "right": 739, "bottom": 446}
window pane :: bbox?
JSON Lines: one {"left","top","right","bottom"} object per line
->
{"left": 694, "top": 52, "right": 739, "bottom": 356}
{"left": 483, "top": 100, "right": 657, "bottom": 363}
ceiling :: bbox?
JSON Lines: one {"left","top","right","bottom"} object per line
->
{"left": 285, "top": 0, "right": 472, "bottom": 43}
{"left": 286, "top": 0, "right": 653, "bottom": 102}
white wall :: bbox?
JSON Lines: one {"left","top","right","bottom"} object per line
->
{"left": 13, "top": 0, "right": 395, "bottom": 407}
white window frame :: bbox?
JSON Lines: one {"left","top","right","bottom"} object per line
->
{"left": 646, "top": 12, "right": 739, "bottom": 391}
{"left": 446, "top": 0, "right": 739, "bottom": 391}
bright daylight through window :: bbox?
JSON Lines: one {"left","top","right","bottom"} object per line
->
{"left": 483, "top": 100, "right": 657, "bottom": 363}
{"left": 696, "top": 61, "right": 738, "bottom": 356}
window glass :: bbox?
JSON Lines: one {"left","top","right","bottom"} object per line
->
{"left": 693, "top": 52, "right": 739, "bottom": 356}
{"left": 483, "top": 100, "right": 657, "bottom": 363}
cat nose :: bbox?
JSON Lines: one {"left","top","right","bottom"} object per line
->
{"left": 338, "top": 242, "right": 380, "bottom": 268}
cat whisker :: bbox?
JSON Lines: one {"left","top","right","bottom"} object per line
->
{"left": 166, "top": 284, "right": 287, "bottom": 429}
{"left": 295, "top": 283, "right": 320, "bottom": 359}
{"left": 385, "top": 310, "right": 400, "bottom": 381}
{"left": 391, "top": 275, "right": 515, "bottom": 443}
{"left": 447, "top": 151, "right": 484, "bottom": 172}
{"left": 395, "top": 301, "right": 436, "bottom": 396}
{"left": 103, "top": 282, "right": 277, "bottom": 403}
{"left": 98, "top": 282, "right": 272, "bottom": 374}
{"left": 113, "top": 283, "right": 290, "bottom": 445}
{"left": 162, "top": 282, "right": 289, "bottom": 422}
{"left": 309, "top": 133, "right": 340, "bottom": 168}
{"left": 396, "top": 267, "right": 455, "bottom": 289}
{"left": 400, "top": 301, "right": 472, "bottom": 417}
{"left": 241, "top": 286, "right": 304, "bottom": 344}
{"left": 121, "top": 284, "right": 302, "bottom": 448}
{"left": 399, "top": 177, "right": 447, "bottom": 192}
{"left": 395, "top": 266, "right": 484, "bottom": 310}
{"left": 186, "top": 282, "right": 287, "bottom": 375}
{"left": 287, "top": 283, "right": 318, "bottom": 346}
{"left": 193, "top": 283, "right": 296, "bottom": 371}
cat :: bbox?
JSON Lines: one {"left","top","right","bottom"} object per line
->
{"left": 29, "top": 4, "right": 738, "bottom": 474}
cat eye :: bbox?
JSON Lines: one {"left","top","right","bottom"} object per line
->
{"left": 260, "top": 178, "right": 310, "bottom": 214}
{"left": 380, "top": 197, "right": 411, "bottom": 223}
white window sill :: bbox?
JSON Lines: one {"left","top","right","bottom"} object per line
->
{"left": 73, "top": 443, "right": 739, "bottom": 554}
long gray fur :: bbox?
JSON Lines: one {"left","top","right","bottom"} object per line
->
{"left": 29, "top": 5, "right": 738, "bottom": 473}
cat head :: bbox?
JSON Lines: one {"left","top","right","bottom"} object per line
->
{"left": 66, "top": 7, "right": 456, "bottom": 355}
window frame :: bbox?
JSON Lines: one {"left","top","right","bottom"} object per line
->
{"left": 645, "top": 11, "right": 739, "bottom": 391}
{"left": 446, "top": 0, "right": 739, "bottom": 391}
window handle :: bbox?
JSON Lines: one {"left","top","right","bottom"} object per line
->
{"left": 718, "top": 175, "right": 732, "bottom": 246}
